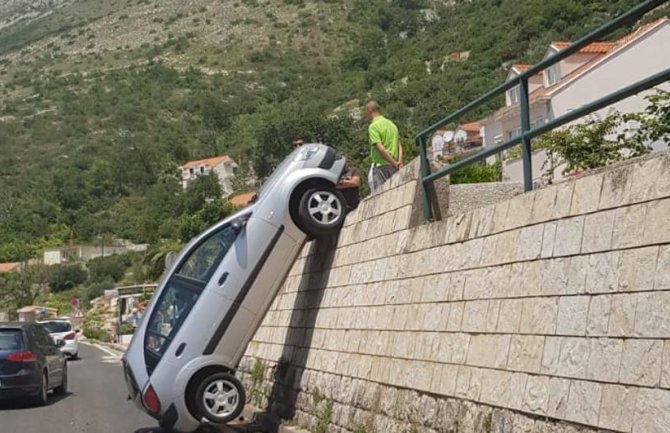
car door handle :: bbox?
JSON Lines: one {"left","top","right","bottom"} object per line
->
{"left": 218, "top": 272, "right": 229, "bottom": 286}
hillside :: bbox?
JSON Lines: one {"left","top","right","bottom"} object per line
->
{"left": 0, "top": 0, "right": 667, "bottom": 263}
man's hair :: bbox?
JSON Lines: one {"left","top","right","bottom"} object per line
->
{"left": 366, "top": 100, "right": 380, "bottom": 113}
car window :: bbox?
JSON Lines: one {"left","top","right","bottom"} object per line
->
{"left": 177, "top": 224, "right": 239, "bottom": 282}
{"left": 34, "top": 326, "right": 51, "bottom": 346}
{"left": 0, "top": 330, "right": 23, "bottom": 351}
{"left": 145, "top": 279, "right": 200, "bottom": 357}
{"left": 40, "top": 321, "right": 72, "bottom": 333}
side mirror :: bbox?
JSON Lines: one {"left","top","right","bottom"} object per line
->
{"left": 75, "top": 329, "right": 81, "bottom": 334}
{"left": 231, "top": 214, "right": 250, "bottom": 233}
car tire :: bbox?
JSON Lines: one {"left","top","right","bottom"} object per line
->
{"left": 70, "top": 353, "right": 78, "bottom": 360}
{"left": 54, "top": 364, "right": 67, "bottom": 396}
{"left": 34, "top": 372, "right": 48, "bottom": 406}
{"left": 297, "top": 187, "right": 346, "bottom": 237}
{"left": 194, "top": 372, "right": 246, "bottom": 424}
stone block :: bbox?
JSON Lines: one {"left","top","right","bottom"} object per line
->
{"left": 480, "top": 369, "right": 511, "bottom": 407}
{"left": 553, "top": 216, "right": 584, "bottom": 257}
{"left": 517, "top": 225, "right": 544, "bottom": 261}
{"left": 633, "top": 388, "right": 670, "bottom": 433}
{"left": 541, "top": 336, "right": 561, "bottom": 375}
{"left": 600, "top": 384, "right": 638, "bottom": 432}
{"left": 565, "top": 256, "right": 588, "bottom": 295}
{"left": 496, "top": 229, "right": 520, "bottom": 264}
{"left": 587, "top": 338, "right": 623, "bottom": 382}
{"left": 558, "top": 338, "right": 590, "bottom": 379}
{"left": 586, "top": 295, "right": 611, "bottom": 336}
{"left": 496, "top": 299, "right": 523, "bottom": 333}
{"left": 466, "top": 334, "right": 510, "bottom": 369}
{"left": 520, "top": 260, "right": 544, "bottom": 297}
{"left": 508, "top": 373, "right": 529, "bottom": 411}
{"left": 546, "top": 377, "right": 571, "bottom": 419}
{"left": 663, "top": 341, "right": 670, "bottom": 389}
{"left": 522, "top": 374, "right": 549, "bottom": 415}
{"left": 620, "top": 339, "right": 663, "bottom": 387}
{"left": 599, "top": 164, "right": 634, "bottom": 210}
{"left": 519, "top": 298, "right": 558, "bottom": 334}
{"left": 634, "top": 292, "right": 670, "bottom": 338}
{"left": 657, "top": 246, "right": 670, "bottom": 291}
{"left": 506, "top": 335, "right": 544, "bottom": 373}
{"left": 556, "top": 296, "right": 589, "bottom": 336}
{"left": 541, "top": 222, "right": 557, "bottom": 258}
{"left": 581, "top": 209, "right": 615, "bottom": 253}
{"left": 455, "top": 366, "right": 483, "bottom": 401}
{"left": 421, "top": 274, "right": 450, "bottom": 303}
{"left": 446, "top": 302, "right": 464, "bottom": 332}
{"left": 570, "top": 173, "right": 603, "bottom": 215}
{"left": 611, "top": 204, "right": 647, "bottom": 249}
{"left": 618, "top": 246, "right": 658, "bottom": 292}
{"left": 436, "top": 333, "right": 470, "bottom": 364}
{"left": 491, "top": 200, "right": 510, "bottom": 234}
{"left": 565, "top": 380, "right": 601, "bottom": 426}
{"left": 435, "top": 363, "right": 458, "bottom": 397}
{"left": 505, "top": 192, "right": 535, "bottom": 230}
{"left": 584, "top": 252, "right": 620, "bottom": 294}
{"left": 608, "top": 294, "right": 637, "bottom": 337}
{"left": 644, "top": 198, "right": 670, "bottom": 245}
{"left": 630, "top": 153, "right": 670, "bottom": 203}
{"left": 530, "top": 186, "right": 558, "bottom": 224}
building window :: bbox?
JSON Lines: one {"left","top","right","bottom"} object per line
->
{"left": 200, "top": 167, "right": 205, "bottom": 174}
{"left": 189, "top": 168, "right": 194, "bottom": 175}
{"left": 507, "top": 85, "right": 520, "bottom": 106}
{"left": 545, "top": 64, "right": 561, "bottom": 86}
{"left": 505, "top": 128, "right": 522, "bottom": 141}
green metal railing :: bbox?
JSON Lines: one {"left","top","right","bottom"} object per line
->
{"left": 415, "top": 0, "right": 670, "bottom": 221}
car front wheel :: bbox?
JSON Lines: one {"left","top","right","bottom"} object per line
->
{"left": 194, "top": 372, "right": 246, "bottom": 424}
{"left": 297, "top": 187, "right": 346, "bottom": 237}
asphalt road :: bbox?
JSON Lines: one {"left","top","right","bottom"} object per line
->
{"left": 0, "top": 342, "right": 160, "bottom": 433}
{"left": 0, "top": 343, "right": 274, "bottom": 433}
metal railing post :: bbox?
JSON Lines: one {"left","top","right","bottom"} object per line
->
{"left": 519, "top": 77, "right": 533, "bottom": 192}
{"left": 417, "top": 136, "right": 434, "bottom": 221}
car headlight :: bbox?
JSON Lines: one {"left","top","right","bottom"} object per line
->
{"left": 293, "top": 145, "right": 319, "bottom": 161}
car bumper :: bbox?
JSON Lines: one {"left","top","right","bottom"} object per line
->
{"left": 0, "top": 369, "right": 41, "bottom": 398}
{"left": 60, "top": 340, "right": 78, "bottom": 356}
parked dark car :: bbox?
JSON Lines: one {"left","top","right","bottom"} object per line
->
{"left": 0, "top": 322, "right": 68, "bottom": 405}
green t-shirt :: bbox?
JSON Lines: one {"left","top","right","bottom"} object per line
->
{"left": 368, "top": 115, "right": 399, "bottom": 166}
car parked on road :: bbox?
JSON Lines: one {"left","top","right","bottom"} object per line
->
{"left": 0, "top": 322, "right": 68, "bottom": 405}
{"left": 123, "top": 144, "right": 347, "bottom": 432}
{"left": 38, "top": 319, "right": 79, "bottom": 359}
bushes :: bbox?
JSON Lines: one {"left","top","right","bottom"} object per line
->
{"left": 450, "top": 161, "right": 502, "bottom": 184}
{"left": 48, "top": 264, "right": 88, "bottom": 292}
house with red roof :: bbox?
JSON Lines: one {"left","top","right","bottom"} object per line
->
{"left": 179, "top": 155, "right": 237, "bottom": 197}
{"left": 480, "top": 18, "right": 670, "bottom": 182}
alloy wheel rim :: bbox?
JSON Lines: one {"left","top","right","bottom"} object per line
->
{"left": 307, "top": 191, "right": 342, "bottom": 224}
{"left": 202, "top": 379, "right": 239, "bottom": 418}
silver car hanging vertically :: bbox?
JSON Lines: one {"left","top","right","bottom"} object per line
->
{"left": 122, "top": 144, "right": 347, "bottom": 432}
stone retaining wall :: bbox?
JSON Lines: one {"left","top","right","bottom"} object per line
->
{"left": 240, "top": 150, "right": 670, "bottom": 433}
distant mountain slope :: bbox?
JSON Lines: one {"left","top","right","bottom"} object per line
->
{"left": 0, "top": 0, "right": 666, "bottom": 262}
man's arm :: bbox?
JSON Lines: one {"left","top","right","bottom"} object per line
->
{"left": 374, "top": 142, "right": 402, "bottom": 169}
{"left": 398, "top": 142, "right": 403, "bottom": 166}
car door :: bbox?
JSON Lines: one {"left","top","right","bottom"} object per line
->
{"left": 37, "top": 326, "right": 63, "bottom": 387}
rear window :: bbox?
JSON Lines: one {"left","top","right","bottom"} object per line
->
{"left": 0, "top": 329, "right": 23, "bottom": 351}
{"left": 40, "top": 321, "right": 72, "bottom": 333}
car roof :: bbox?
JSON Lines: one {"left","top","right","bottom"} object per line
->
{"left": 0, "top": 322, "right": 30, "bottom": 329}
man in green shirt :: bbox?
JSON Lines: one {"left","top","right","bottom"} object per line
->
{"left": 366, "top": 100, "right": 403, "bottom": 191}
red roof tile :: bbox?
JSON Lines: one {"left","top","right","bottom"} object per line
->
{"left": 229, "top": 192, "right": 256, "bottom": 208}
{"left": 0, "top": 262, "right": 19, "bottom": 273}
{"left": 180, "top": 155, "right": 231, "bottom": 170}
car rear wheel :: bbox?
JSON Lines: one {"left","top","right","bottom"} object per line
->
{"left": 54, "top": 364, "right": 67, "bottom": 396}
{"left": 194, "top": 372, "right": 246, "bottom": 424}
{"left": 34, "top": 372, "right": 48, "bottom": 406}
{"left": 297, "top": 187, "right": 346, "bottom": 237}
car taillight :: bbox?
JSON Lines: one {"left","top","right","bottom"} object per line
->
{"left": 7, "top": 352, "right": 37, "bottom": 363}
{"left": 142, "top": 384, "right": 161, "bottom": 414}
{"left": 63, "top": 332, "right": 76, "bottom": 340}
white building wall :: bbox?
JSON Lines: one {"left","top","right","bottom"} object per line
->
{"left": 213, "top": 162, "right": 236, "bottom": 197}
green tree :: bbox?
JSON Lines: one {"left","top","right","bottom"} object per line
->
{"left": 87, "top": 254, "right": 131, "bottom": 283}
{"left": 48, "top": 264, "right": 88, "bottom": 293}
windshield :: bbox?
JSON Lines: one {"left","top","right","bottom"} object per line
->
{"left": 40, "top": 321, "right": 72, "bottom": 333}
{"left": 0, "top": 329, "right": 23, "bottom": 351}
{"left": 144, "top": 224, "right": 240, "bottom": 372}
